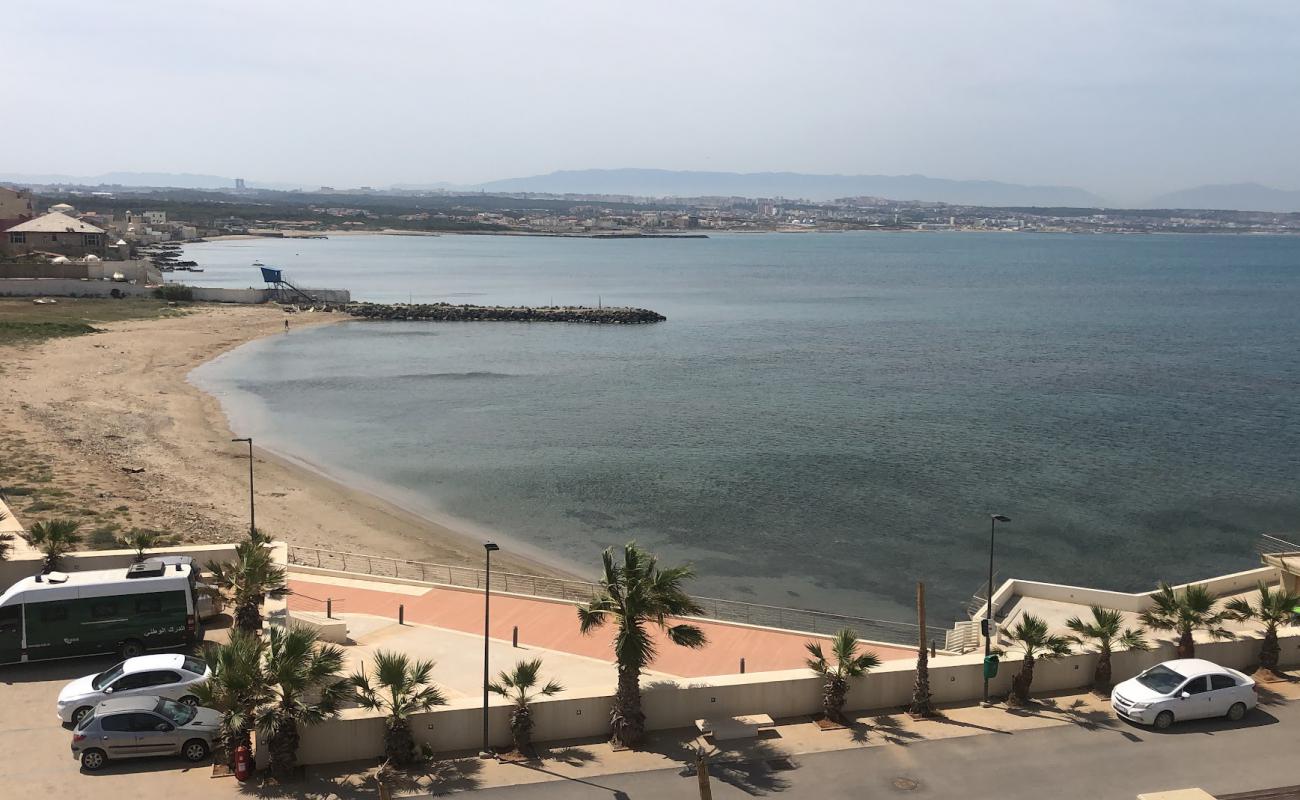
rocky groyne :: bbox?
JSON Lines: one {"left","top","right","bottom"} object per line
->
{"left": 344, "top": 302, "right": 666, "bottom": 324}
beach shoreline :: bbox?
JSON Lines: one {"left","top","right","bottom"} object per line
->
{"left": 0, "top": 303, "right": 574, "bottom": 579}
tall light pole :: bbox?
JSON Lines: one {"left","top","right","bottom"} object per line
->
{"left": 982, "top": 514, "right": 1010, "bottom": 706}
{"left": 231, "top": 438, "right": 254, "bottom": 536}
{"left": 480, "top": 541, "right": 500, "bottom": 758}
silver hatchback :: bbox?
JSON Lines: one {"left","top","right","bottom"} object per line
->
{"left": 71, "top": 695, "right": 220, "bottom": 771}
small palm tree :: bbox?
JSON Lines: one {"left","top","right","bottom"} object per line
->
{"left": 577, "top": 542, "right": 707, "bottom": 748}
{"left": 207, "top": 536, "right": 288, "bottom": 633}
{"left": 1226, "top": 582, "right": 1300, "bottom": 673}
{"left": 806, "top": 628, "right": 881, "bottom": 724}
{"left": 193, "top": 630, "right": 271, "bottom": 768}
{"left": 0, "top": 511, "right": 13, "bottom": 562}
{"left": 488, "top": 658, "right": 564, "bottom": 754}
{"left": 1006, "top": 614, "right": 1072, "bottom": 706}
{"left": 257, "top": 626, "right": 349, "bottom": 778}
{"left": 23, "top": 518, "right": 82, "bottom": 572}
{"left": 351, "top": 651, "right": 447, "bottom": 767}
{"left": 1139, "top": 583, "right": 1230, "bottom": 659}
{"left": 1066, "top": 606, "right": 1150, "bottom": 693}
{"left": 121, "top": 528, "right": 163, "bottom": 563}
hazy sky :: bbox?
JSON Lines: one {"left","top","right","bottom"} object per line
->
{"left": 5, "top": 1, "right": 1298, "bottom": 202}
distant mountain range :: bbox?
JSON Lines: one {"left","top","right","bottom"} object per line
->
{"left": 471, "top": 168, "right": 1106, "bottom": 207}
{"left": 6, "top": 169, "right": 1300, "bottom": 212}
{"left": 1147, "top": 182, "right": 1300, "bottom": 213}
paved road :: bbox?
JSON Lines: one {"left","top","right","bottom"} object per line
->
{"left": 468, "top": 698, "right": 1300, "bottom": 799}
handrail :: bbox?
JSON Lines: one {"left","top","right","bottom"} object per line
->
{"left": 285, "top": 544, "right": 926, "bottom": 645}
{"left": 1257, "top": 533, "right": 1300, "bottom": 556}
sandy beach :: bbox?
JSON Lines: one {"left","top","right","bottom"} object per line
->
{"left": 0, "top": 303, "right": 567, "bottom": 577}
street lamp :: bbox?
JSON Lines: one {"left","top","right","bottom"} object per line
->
{"left": 231, "top": 438, "right": 254, "bottom": 536}
{"left": 480, "top": 541, "right": 500, "bottom": 758}
{"left": 982, "top": 514, "right": 1011, "bottom": 706}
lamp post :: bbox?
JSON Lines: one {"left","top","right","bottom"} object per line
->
{"left": 982, "top": 514, "right": 1011, "bottom": 706}
{"left": 231, "top": 438, "right": 254, "bottom": 536}
{"left": 480, "top": 541, "right": 500, "bottom": 758}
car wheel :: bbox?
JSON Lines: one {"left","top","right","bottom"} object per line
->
{"left": 178, "top": 695, "right": 199, "bottom": 707}
{"left": 70, "top": 706, "right": 93, "bottom": 725}
{"left": 119, "top": 639, "right": 145, "bottom": 659}
{"left": 182, "top": 739, "right": 210, "bottom": 763}
{"left": 1227, "top": 702, "right": 1248, "bottom": 721}
{"left": 80, "top": 749, "right": 108, "bottom": 771}
{"left": 1154, "top": 710, "right": 1175, "bottom": 730}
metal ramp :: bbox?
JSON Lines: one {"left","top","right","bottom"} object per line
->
{"left": 260, "top": 266, "right": 317, "bottom": 303}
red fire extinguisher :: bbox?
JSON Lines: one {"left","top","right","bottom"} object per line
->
{"left": 234, "top": 744, "right": 253, "bottom": 782}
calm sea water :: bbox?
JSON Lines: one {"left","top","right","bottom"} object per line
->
{"left": 188, "top": 232, "right": 1300, "bottom": 622}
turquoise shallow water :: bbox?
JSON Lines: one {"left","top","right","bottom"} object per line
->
{"left": 188, "top": 232, "right": 1300, "bottom": 622}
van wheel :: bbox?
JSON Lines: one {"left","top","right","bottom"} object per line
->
{"left": 1227, "top": 702, "right": 1248, "bottom": 721}
{"left": 179, "top": 695, "right": 199, "bottom": 707}
{"left": 71, "top": 706, "right": 93, "bottom": 725}
{"left": 182, "top": 739, "right": 210, "bottom": 763}
{"left": 118, "top": 639, "right": 145, "bottom": 659}
{"left": 1154, "top": 710, "right": 1175, "bottom": 730}
{"left": 81, "top": 748, "right": 108, "bottom": 771}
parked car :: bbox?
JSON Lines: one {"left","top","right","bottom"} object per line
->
{"left": 1111, "top": 658, "right": 1257, "bottom": 729}
{"left": 71, "top": 696, "right": 218, "bottom": 771}
{"left": 57, "top": 653, "right": 211, "bottom": 724}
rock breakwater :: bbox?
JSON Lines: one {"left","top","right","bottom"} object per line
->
{"left": 345, "top": 302, "right": 666, "bottom": 324}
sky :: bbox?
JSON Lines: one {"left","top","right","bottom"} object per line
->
{"left": 4, "top": 1, "right": 1299, "bottom": 203}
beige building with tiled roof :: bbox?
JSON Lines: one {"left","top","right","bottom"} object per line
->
{"left": 2, "top": 211, "right": 107, "bottom": 259}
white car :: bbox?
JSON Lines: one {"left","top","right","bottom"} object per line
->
{"left": 1111, "top": 658, "right": 1257, "bottom": 730}
{"left": 57, "top": 653, "right": 211, "bottom": 724}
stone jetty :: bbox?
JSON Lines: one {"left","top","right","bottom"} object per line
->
{"left": 345, "top": 302, "right": 666, "bottom": 324}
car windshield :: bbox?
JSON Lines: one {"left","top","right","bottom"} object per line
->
{"left": 91, "top": 662, "right": 126, "bottom": 691}
{"left": 154, "top": 698, "right": 196, "bottom": 726}
{"left": 75, "top": 710, "right": 96, "bottom": 731}
{"left": 182, "top": 656, "right": 208, "bottom": 675}
{"left": 1136, "top": 665, "right": 1187, "bottom": 694}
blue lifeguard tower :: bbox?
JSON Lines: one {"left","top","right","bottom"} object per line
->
{"left": 259, "top": 266, "right": 317, "bottom": 303}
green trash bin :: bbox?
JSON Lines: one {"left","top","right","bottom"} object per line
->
{"left": 983, "top": 655, "right": 1000, "bottom": 679}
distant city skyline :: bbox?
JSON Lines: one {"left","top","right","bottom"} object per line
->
{"left": 4, "top": 1, "right": 1299, "bottom": 204}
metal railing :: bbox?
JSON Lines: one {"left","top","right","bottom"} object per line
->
{"left": 286, "top": 544, "right": 926, "bottom": 646}
{"left": 1257, "top": 533, "right": 1300, "bottom": 557}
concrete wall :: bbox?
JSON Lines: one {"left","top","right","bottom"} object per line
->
{"left": 986, "top": 566, "right": 1281, "bottom": 619}
{"left": 0, "top": 279, "right": 349, "bottom": 304}
{"left": 294, "top": 627, "right": 1300, "bottom": 765}
{"left": 0, "top": 278, "right": 154, "bottom": 298}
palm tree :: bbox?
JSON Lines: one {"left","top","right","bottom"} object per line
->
{"left": 121, "top": 528, "right": 163, "bottom": 563}
{"left": 0, "top": 511, "right": 13, "bottom": 562}
{"left": 1066, "top": 606, "right": 1150, "bottom": 693}
{"left": 1005, "top": 614, "right": 1072, "bottom": 706}
{"left": 193, "top": 630, "right": 271, "bottom": 768}
{"left": 805, "top": 628, "right": 881, "bottom": 724}
{"left": 577, "top": 542, "right": 707, "bottom": 748}
{"left": 207, "top": 536, "right": 288, "bottom": 633}
{"left": 488, "top": 659, "right": 565, "bottom": 754}
{"left": 23, "top": 518, "right": 82, "bottom": 572}
{"left": 257, "top": 626, "right": 349, "bottom": 778}
{"left": 351, "top": 650, "right": 447, "bottom": 767}
{"left": 1226, "top": 582, "right": 1300, "bottom": 673}
{"left": 1139, "top": 583, "right": 1231, "bottom": 659}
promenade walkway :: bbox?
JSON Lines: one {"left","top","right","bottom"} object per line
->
{"left": 287, "top": 573, "right": 914, "bottom": 677}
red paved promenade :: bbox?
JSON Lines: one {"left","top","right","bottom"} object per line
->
{"left": 287, "top": 576, "right": 912, "bottom": 678}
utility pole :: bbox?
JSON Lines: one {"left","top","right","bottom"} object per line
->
{"left": 231, "top": 437, "right": 254, "bottom": 536}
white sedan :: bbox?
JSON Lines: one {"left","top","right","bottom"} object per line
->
{"left": 1111, "top": 658, "right": 1257, "bottom": 730}
{"left": 57, "top": 653, "right": 211, "bottom": 724}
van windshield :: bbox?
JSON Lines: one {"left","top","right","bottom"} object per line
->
{"left": 92, "top": 662, "right": 126, "bottom": 690}
{"left": 1136, "top": 665, "right": 1187, "bottom": 694}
